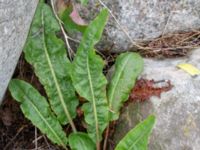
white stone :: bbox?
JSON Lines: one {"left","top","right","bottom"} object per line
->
{"left": 0, "top": 0, "right": 38, "bottom": 103}
{"left": 83, "top": 0, "right": 200, "bottom": 52}
{"left": 113, "top": 49, "right": 200, "bottom": 150}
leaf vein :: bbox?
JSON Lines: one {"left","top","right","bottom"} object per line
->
{"left": 41, "top": 11, "right": 76, "bottom": 132}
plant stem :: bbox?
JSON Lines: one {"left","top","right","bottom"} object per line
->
{"left": 50, "top": 0, "right": 74, "bottom": 60}
{"left": 103, "top": 125, "right": 110, "bottom": 150}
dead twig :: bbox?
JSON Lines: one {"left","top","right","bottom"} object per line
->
{"left": 35, "top": 127, "right": 38, "bottom": 150}
{"left": 97, "top": 0, "right": 200, "bottom": 57}
{"left": 32, "top": 135, "right": 43, "bottom": 144}
{"left": 3, "top": 125, "right": 27, "bottom": 150}
{"left": 51, "top": 0, "right": 75, "bottom": 60}
{"left": 43, "top": 135, "right": 51, "bottom": 150}
{"left": 97, "top": 0, "right": 145, "bottom": 50}
{"left": 138, "top": 30, "right": 200, "bottom": 57}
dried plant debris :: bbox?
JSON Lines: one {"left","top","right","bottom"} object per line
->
{"left": 129, "top": 79, "right": 173, "bottom": 102}
{"left": 136, "top": 30, "right": 200, "bottom": 58}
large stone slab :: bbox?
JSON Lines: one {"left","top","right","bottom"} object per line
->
{"left": 82, "top": 0, "right": 200, "bottom": 52}
{"left": 113, "top": 49, "right": 200, "bottom": 150}
{"left": 0, "top": 0, "right": 38, "bottom": 103}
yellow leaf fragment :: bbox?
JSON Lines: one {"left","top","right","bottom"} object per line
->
{"left": 177, "top": 63, "right": 200, "bottom": 76}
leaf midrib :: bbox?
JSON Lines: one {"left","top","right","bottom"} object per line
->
{"left": 115, "top": 118, "right": 153, "bottom": 150}
{"left": 128, "top": 125, "right": 152, "bottom": 150}
{"left": 86, "top": 54, "right": 100, "bottom": 144}
{"left": 25, "top": 95, "right": 66, "bottom": 148}
{"left": 41, "top": 11, "right": 76, "bottom": 131}
{"left": 109, "top": 55, "right": 132, "bottom": 110}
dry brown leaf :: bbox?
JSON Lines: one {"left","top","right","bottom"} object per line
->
{"left": 129, "top": 78, "right": 173, "bottom": 102}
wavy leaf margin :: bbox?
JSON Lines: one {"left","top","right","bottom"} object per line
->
{"left": 9, "top": 79, "right": 68, "bottom": 149}
{"left": 71, "top": 9, "right": 109, "bottom": 148}
{"left": 23, "top": 1, "right": 78, "bottom": 128}
{"left": 107, "top": 52, "right": 143, "bottom": 121}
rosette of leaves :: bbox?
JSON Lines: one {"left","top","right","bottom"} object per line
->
{"left": 9, "top": 0, "right": 156, "bottom": 149}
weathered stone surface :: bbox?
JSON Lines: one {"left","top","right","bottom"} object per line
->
{"left": 81, "top": 0, "right": 200, "bottom": 52}
{"left": 112, "top": 49, "right": 200, "bottom": 150}
{"left": 0, "top": 0, "right": 38, "bottom": 103}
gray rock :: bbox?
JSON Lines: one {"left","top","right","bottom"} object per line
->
{"left": 112, "top": 49, "right": 200, "bottom": 150}
{"left": 0, "top": 0, "right": 38, "bottom": 103}
{"left": 81, "top": 0, "right": 200, "bottom": 52}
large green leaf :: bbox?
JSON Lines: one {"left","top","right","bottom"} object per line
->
{"left": 71, "top": 9, "right": 109, "bottom": 146}
{"left": 9, "top": 79, "right": 68, "bottom": 149}
{"left": 115, "top": 115, "right": 156, "bottom": 150}
{"left": 23, "top": 1, "right": 78, "bottom": 128}
{"left": 108, "top": 52, "right": 143, "bottom": 121}
{"left": 69, "top": 132, "right": 95, "bottom": 150}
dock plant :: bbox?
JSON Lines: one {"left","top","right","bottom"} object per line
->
{"left": 9, "top": 1, "right": 156, "bottom": 149}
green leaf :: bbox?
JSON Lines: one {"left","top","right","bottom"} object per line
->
{"left": 79, "top": 0, "right": 88, "bottom": 5}
{"left": 23, "top": 1, "right": 78, "bottom": 128}
{"left": 69, "top": 132, "right": 95, "bottom": 150}
{"left": 71, "top": 9, "right": 109, "bottom": 145}
{"left": 115, "top": 115, "right": 156, "bottom": 150}
{"left": 60, "top": 4, "right": 87, "bottom": 34}
{"left": 108, "top": 52, "right": 143, "bottom": 121}
{"left": 8, "top": 79, "right": 68, "bottom": 148}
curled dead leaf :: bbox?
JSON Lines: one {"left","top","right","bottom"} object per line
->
{"left": 129, "top": 78, "right": 173, "bottom": 102}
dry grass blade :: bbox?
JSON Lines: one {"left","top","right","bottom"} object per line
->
{"left": 135, "top": 30, "right": 200, "bottom": 58}
{"left": 3, "top": 125, "right": 27, "bottom": 150}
